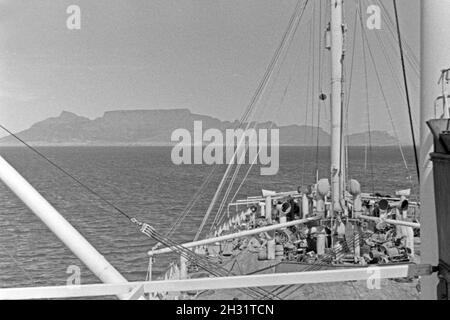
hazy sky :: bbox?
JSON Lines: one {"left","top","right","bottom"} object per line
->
{"left": 0, "top": 0, "right": 420, "bottom": 143}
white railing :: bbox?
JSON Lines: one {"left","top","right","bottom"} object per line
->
{"left": 0, "top": 264, "right": 432, "bottom": 300}
{"left": 148, "top": 216, "right": 322, "bottom": 256}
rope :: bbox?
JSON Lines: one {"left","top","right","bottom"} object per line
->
{"left": 196, "top": 0, "right": 310, "bottom": 240}
{"left": 165, "top": 168, "right": 216, "bottom": 238}
{"left": 214, "top": 5, "right": 314, "bottom": 225}
{"left": 392, "top": 0, "right": 420, "bottom": 184}
{"left": 375, "top": 0, "right": 420, "bottom": 75}
{"left": 367, "top": 9, "right": 413, "bottom": 184}
{"left": 358, "top": 3, "right": 416, "bottom": 190}
{"left": 301, "top": 19, "right": 313, "bottom": 186}
{"left": 358, "top": 3, "right": 375, "bottom": 194}
{"left": 0, "top": 124, "right": 132, "bottom": 221}
{"left": 309, "top": 0, "right": 317, "bottom": 172}
{"left": 142, "top": 223, "right": 283, "bottom": 300}
{"left": 218, "top": 25, "right": 313, "bottom": 225}
{"left": 211, "top": 3, "right": 314, "bottom": 232}
{"left": 311, "top": 0, "right": 328, "bottom": 181}
{"left": 226, "top": 76, "right": 298, "bottom": 210}
{"left": 272, "top": 224, "right": 394, "bottom": 299}
{"left": 344, "top": 5, "right": 359, "bottom": 184}
{"left": 358, "top": 10, "right": 407, "bottom": 190}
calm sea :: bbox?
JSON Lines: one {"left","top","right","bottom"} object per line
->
{"left": 0, "top": 146, "right": 418, "bottom": 289}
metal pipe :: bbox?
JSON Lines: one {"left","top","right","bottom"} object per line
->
{"left": 359, "top": 215, "right": 420, "bottom": 229}
{"left": 360, "top": 195, "right": 420, "bottom": 207}
{"left": 148, "top": 216, "right": 321, "bottom": 256}
{"left": 265, "top": 195, "right": 272, "bottom": 223}
{"left": 0, "top": 156, "right": 129, "bottom": 299}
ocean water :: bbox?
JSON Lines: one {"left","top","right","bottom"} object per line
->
{"left": 0, "top": 146, "right": 418, "bottom": 290}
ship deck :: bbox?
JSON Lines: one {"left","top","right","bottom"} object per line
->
{"left": 194, "top": 248, "right": 421, "bottom": 300}
{"left": 184, "top": 237, "right": 422, "bottom": 300}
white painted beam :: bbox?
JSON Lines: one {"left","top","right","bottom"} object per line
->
{"left": 359, "top": 215, "right": 421, "bottom": 229}
{"left": 0, "top": 264, "right": 430, "bottom": 300}
{"left": 148, "top": 216, "right": 321, "bottom": 256}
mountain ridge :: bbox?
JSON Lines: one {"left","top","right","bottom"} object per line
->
{"left": 0, "top": 109, "right": 399, "bottom": 147}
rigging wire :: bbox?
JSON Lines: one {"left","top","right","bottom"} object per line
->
{"left": 357, "top": 5, "right": 413, "bottom": 191}
{"left": 347, "top": 0, "right": 418, "bottom": 191}
{"left": 309, "top": 0, "right": 317, "bottom": 177}
{"left": 226, "top": 66, "right": 300, "bottom": 209}
{"left": 221, "top": 11, "right": 315, "bottom": 219}
{"left": 269, "top": 225, "right": 371, "bottom": 298}
{"left": 357, "top": 0, "right": 417, "bottom": 190}
{"left": 0, "top": 0, "right": 422, "bottom": 299}
{"left": 198, "top": 0, "right": 310, "bottom": 239}
{"left": 165, "top": 168, "right": 216, "bottom": 238}
{"left": 195, "top": 0, "right": 310, "bottom": 239}
{"left": 392, "top": 0, "right": 420, "bottom": 184}
{"left": 368, "top": 9, "right": 414, "bottom": 185}
{"left": 214, "top": 65, "right": 301, "bottom": 230}
{"left": 0, "top": 124, "right": 277, "bottom": 300}
{"left": 210, "top": 74, "right": 287, "bottom": 232}
{"left": 358, "top": 2, "right": 376, "bottom": 194}
{"left": 314, "top": 0, "right": 325, "bottom": 180}
{"left": 344, "top": 4, "right": 359, "bottom": 185}
{"left": 211, "top": 19, "right": 311, "bottom": 233}
{"left": 301, "top": 19, "right": 313, "bottom": 186}
{"left": 209, "top": 1, "right": 318, "bottom": 235}
{"left": 143, "top": 225, "right": 283, "bottom": 300}
{"left": 0, "top": 124, "right": 132, "bottom": 222}
{"left": 375, "top": 0, "right": 420, "bottom": 73}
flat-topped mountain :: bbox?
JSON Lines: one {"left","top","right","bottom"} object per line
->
{"left": 0, "top": 109, "right": 398, "bottom": 146}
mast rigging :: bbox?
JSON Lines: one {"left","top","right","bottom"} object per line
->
{"left": 392, "top": 0, "right": 420, "bottom": 184}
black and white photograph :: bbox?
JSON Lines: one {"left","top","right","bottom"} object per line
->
{"left": 0, "top": 0, "right": 448, "bottom": 305}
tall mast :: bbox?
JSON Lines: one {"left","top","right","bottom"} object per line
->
{"left": 330, "top": 0, "right": 345, "bottom": 212}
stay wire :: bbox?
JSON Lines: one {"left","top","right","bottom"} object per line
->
{"left": 145, "top": 226, "right": 282, "bottom": 300}
{"left": 0, "top": 124, "right": 132, "bottom": 221}
{"left": 392, "top": 0, "right": 420, "bottom": 184}
{"left": 199, "top": 0, "right": 310, "bottom": 238}
{"left": 357, "top": 2, "right": 376, "bottom": 194}
{"left": 367, "top": 2, "right": 413, "bottom": 183}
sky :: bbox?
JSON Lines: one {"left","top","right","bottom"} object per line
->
{"left": 0, "top": 0, "right": 420, "bottom": 143}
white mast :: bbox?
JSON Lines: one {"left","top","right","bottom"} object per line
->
{"left": 420, "top": 0, "right": 447, "bottom": 300}
{"left": 330, "top": 0, "right": 345, "bottom": 212}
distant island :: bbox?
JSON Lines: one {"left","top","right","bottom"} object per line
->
{"left": 0, "top": 109, "right": 399, "bottom": 147}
